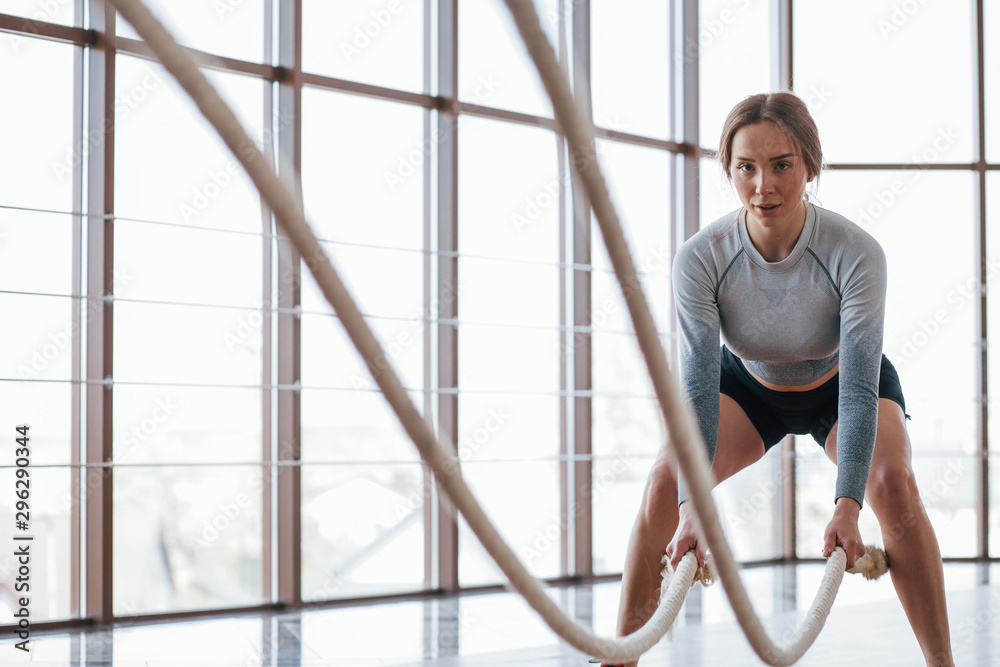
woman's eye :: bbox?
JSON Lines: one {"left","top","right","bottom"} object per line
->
{"left": 738, "top": 163, "right": 754, "bottom": 172}
{"left": 776, "top": 162, "right": 791, "bottom": 170}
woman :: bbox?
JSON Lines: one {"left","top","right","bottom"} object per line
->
{"left": 606, "top": 93, "right": 954, "bottom": 667}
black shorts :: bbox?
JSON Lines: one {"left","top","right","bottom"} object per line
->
{"left": 719, "top": 345, "right": 908, "bottom": 451}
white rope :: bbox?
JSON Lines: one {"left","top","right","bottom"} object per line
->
{"left": 105, "top": 1, "right": 885, "bottom": 663}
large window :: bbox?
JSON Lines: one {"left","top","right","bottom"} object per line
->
{"left": 1, "top": 0, "right": 997, "bottom": 631}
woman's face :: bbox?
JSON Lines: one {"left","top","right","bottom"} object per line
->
{"left": 729, "top": 121, "right": 813, "bottom": 231}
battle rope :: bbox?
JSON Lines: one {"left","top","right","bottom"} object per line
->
{"left": 106, "top": 1, "right": 887, "bottom": 663}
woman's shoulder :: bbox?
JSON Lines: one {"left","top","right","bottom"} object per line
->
{"left": 811, "top": 205, "right": 881, "bottom": 248}
{"left": 677, "top": 209, "right": 743, "bottom": 260}
{"left": 811, "top": 205, "right": 885, "bottom": 257}
{"left": 810, "top": 205, "right": 887, "bottom": 276}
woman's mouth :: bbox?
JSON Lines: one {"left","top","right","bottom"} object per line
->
{"left": 755, "top": 203, "right": 781, "bottom": 215}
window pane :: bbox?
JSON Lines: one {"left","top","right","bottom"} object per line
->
{"left": 115, "top": 302, "right": 262, "bottom": 386}
{"left": 114, "top": 55, "right": 265, "bottom": 233}
{"left": 458, "top": 325, "right": 559, "bottom": 394}
{"left": 796, "top": 438, "right": 881, "bottom": 556}
{"left": 591, "top": 0, "right": 670, "bottom": 139}
{"left": 114, "top": 466, "right": 263, "bottom": 613}
{"left": 0, "top": 466, "right": 72, "bottom": 621}
{"left": 716, "top": 447, "right": 782, "bottom": 562}
{"left": 700, "top": 155, "right": 740, "bottom": 228}
{"left": 116, "top": 0, "right": 265, "bottom": 63}
{"left": 987, "top": 173, "right": 1000, "bottom": 502}
{"left": 458, "top": 0, "right": 557, "bottom": 118}
{"left": 458, "top": 116, "right": 559, "bottom": 263}
{"left": 302, "top": 246, "right": 423, "bottom": 321}
{"left": 794, "top": 1, "right": 974, "bottom": 163}
{"left": 0, "top": 210, "right": 74, "bottom": 296}
{"left": 818, "top": 171, "right": 977, "bottom": 455}
{"left": 302, "top": 0, "right": 424, "bottom": 93}
{"left": 301, "top": 314, "right": 423, "bottom": 391}
{"left": 114, "top": 385, "right": 260, "bottom": 465}
{"left": 301, "top": 89, "right": 424, "bottom": 251}
{"left": 592, "top": 454, "right": 649, "bottom": 574}
{"left": 593, "top": 332, "right": 653, "bottom": 397}
{"left": 589, "top": 140, "right": 672, "bottom": 329}
{"left": 115, "top": 222, "right": 261, "bottom": 308}
{"left": 458, "top": 393, "right": 556, "bottom": 461}
{"left": 592, "top": 395, "right": 662, "bottom": 459}
{"left": 302, "top": 388, "right": 419, "bottom": 463}
{"left": 0, "top": 383, "right": 71, "bottom": 465}
{"left": 459, "top": 461, "right": 560, "bottom": 584}
{"left": 301, "top": 463, "right": 424, "bottom": 600}
{"left": 0, "top": 35, "right": 74, "bottom": 211}
{"left": 459, "top": 258, "right": 558, "bottom": 327}
{"left": 1, "top": 293, "right": 73, "bottom": 382}
{"left": 699, "top": 0, "right": 769, "bottom": 148}
{"left": 0, "top": 0, "right": 75, "bottom": 25}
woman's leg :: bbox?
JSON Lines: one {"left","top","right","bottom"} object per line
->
{"left": 614, "top": 393, "right": 765, "bottom": 667}
{"left": 825, "top": 398, "right": 953, "bottom": 667}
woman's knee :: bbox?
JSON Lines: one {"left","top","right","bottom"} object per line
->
{"left": 867, "top": 460, "right": 920, "bottom": 517}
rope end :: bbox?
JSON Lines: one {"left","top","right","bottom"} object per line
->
{"left": 847, "top": 544, "right": 889, "bottom": 580}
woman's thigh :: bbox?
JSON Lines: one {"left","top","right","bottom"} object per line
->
{"left": 709, "top": 393, "right": 767, "bottom": 484}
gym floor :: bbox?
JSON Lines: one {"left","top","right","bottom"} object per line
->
{"left": 9, "top": 562, "right": 999, "bottom": 666}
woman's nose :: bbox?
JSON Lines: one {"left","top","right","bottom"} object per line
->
{"left": 755, "top": 173, "right": 773, "bottom": 195}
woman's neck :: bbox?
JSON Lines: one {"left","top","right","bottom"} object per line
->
{"left": 745, "top": 200, "right": 809, "bottom": 262}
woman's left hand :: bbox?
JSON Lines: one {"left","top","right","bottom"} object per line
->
{"left": 822, "top": 497, "right": 866, "bottom": 570}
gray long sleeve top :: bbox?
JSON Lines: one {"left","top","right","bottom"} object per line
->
{"left": 673, "top": 204, "right": 887, "bottom": 507}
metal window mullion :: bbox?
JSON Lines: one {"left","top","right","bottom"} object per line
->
{"left": 275, "top": 0, "right": 303, "bottom": 607}
{"left": 973, "top": 0, "right": 989, "bottom": 560}
{"left": 84, "top": 2, "right": 115, "bottom": 627}
{"left": 771, "top": 0, "right": 796, "bottom": 561}
{"left": 70, "top": 0, "right": 86, "bottom": 620}
{"left": 422, "top": 0, "right": 435, "bottom": 591}
{"left": 770, "top": 0, "right": 792, "bottom": 92}
{"left": 260, "top": 0, "right": 276, "bottom": 605}
{"left": 674, "top": 0, "right": 700, "bottom": 623}
{"left": 436, "top": 0, "right": 460, "bottom": 593}
{"left": 570, "top": 0, "right": 593, "bottom": 580}
{"left": 557, "top": 0, "right": 570, "bottom": 580}
{"left": 671, "top": 0, "right": 699, "bottom": 350}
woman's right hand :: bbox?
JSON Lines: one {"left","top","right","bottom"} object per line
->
{"left": 665, "top": 501, "right": 707, "bottom": 572}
